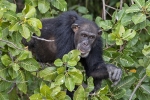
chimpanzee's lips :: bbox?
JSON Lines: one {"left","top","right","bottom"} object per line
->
{"left": 78, "top": 49, "right": 89, "bottom": 54}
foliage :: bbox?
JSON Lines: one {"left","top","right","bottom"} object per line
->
{"left": 0, "top": 0, "right": 150, "bottom": 100}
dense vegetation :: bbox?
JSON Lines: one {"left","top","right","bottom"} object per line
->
{"left": 0, "top": 0, "right": 150, "bottom": 100}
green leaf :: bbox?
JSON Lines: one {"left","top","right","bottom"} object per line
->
{"left": 146, "top": 64, "right": 150, "bottom": 77}
{"left": 55, "top": 74, "right": 65, "bottom": 85}
{"left": 16, "top": 71, "right": 27, "bottom": 94}
{"left": 0, "top": 81, "right": 11, "bottom": 92}
{"left": 99, "top": 85, "right": 109, "bottom": 95}
{"left": 73, "top": 85, "right": 85, "bottom": 100}
{"left": 51, "top": 0, "right": 67, "bottom": 11}
{"left": 62, "top": 54, "right": 69, "bottom": 62}
{"left": 39, "top": 67, "right": 57, "bottom": 81}
{"left": 9, "top": 22, "right": 20, "bottom": 31}
{"left": 142, "top": 43, "right": 150, "bottom": 57}
{"left": 99, "top": 20, "right": 113, "bottom": 30}
{"left": 116, "top": 38, "right": 123, "bottom": 45}
{"left": 67, "top": 60, "right": 77, "bottom": 67}
{"left": 116, "top": 76, "right": 136, "bottom": 89}
{"left": 77, "top": 6, "right": 88, "bottom": 14}
{"left": 85, "top": 77, "right": 94, "bottom": 92}
{"left": 51, "top": 86, "right": 61, "bottom": 97}
{"left": 27, "top": 18, "right": 42, "bottom": 29}
{"left": 19, "top": 24, "right": 30, "bottom": 39}
{"left": 22, "top": 4, "right": 36, "bottom": 18}
{"left": 11, "top": 63, "right": 20, "bottom": 71}
{"left": 68, "top": 68, "right": 83, "bottom": 85}
{"left": 39, "top": 67, "right": 56, "bottom": 77}
{"left": 38, "top": 0, "right": 50, "bottom": 13}
{"left": 120, "top": 55, "right": 135, "bottom": 67}
{"left": 121, "top": 14, "right": 132, "bottom": 26}
{"left": 100, "top": 95, "right": 110, "bottom": 100}
{"left": 122, "top": 29, "right": 136, "bottom": 41}
{"left": 134, "top": 0, "right": 145, "bottom": 8}
{"left": 4, "top": 11, "right": 17, "bottom": 21}
{"left": 54, "top": 59, "right": 63, "bottom": 67}
{"left": 125, "top": 4, "right": 140, "bottom": 13}
{"left": 140, "top": 84, "right": 150, "bottom": 94}
{"left": 114, "top": 88, "right": 126, "bottom": 99}
{"left": 55, "top": 91, "right": 66, "bottom": 100}
{"left": 29, "top": 93, "right": 42, "bottom": 100}
{"left": 17, "top": 50, "right": 32, "bottom": 61}
{"left": 146, "top": 0, "right": 150, "bottom": 11}
{"left": 1, "top": 54, "right": 11, "bottom": 66}
{"left": 19, "top": 58, "right": 40, "bottom": 71}
{"left": 132, "top": 13, "right": 146, "bottom": 25}
{"left": 65, "top": 76, "right": 75, "bottom": 92}
{"left": 57, "top": 67, "right": 65, "bottom": 74}
{"left": 40, "top": 84, "right": 51, "bottom": 98}
{"left": 0, "top": 93, "right": 9, "bottom": 100}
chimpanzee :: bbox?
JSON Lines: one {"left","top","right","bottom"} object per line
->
{"left": 23, "top": 11, "right": 122, "bottom": 93}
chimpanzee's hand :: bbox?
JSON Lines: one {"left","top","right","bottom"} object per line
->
{"left": 106, "top": 64, "right": 122, "bottom": 87}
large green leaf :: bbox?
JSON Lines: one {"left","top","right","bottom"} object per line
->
{"left": 54, "top": 59, "right": 63, "bottom": 67}
{"left": 19, "top": 24, "right": 30, "bottom": 39}
{"left": 1, "top": 54, "right": 11, "bottom": 66}
{"left": 116, "top": 76, "right": 136, "bottom": 89}
{"left": 0, "top": 81, "right": 11, "bottom": 92}
{"left": 134, "top": 0, "right": 145, "bottom": 8}
{"left": 68, "top": 68, "right": 83, "bottom": 85}
{"left": 132, "top": 13, "right": 146, "bottom": 25}
{"left": 38, "top": 0, "right": 50, "bottom": 13}
{"left": 16, "top": 71, "right": 27, "bottom": 94}
{"left": 0, "top": 93, "right": 9, "bottom": 100}
{"left": 19, "top": 58, "right": 40, "bottom": 71}
{"left": 55, "top": 74, "right": 65, "bottom": 85}
{"left": 113, "top": 88, "right": 126, "bottom": 99}
{"left": 29, "top": 93, "right": 42, "bottom": 100}
{"left": 27, "top": 18, "right": 42, "bottom": 29}
{"left": 22, "top": 4, "right": 36, "bottom": 18}
{"left": 55, "top": 91, "right": 66, "bottom": 100}
{"left": 140, "top": 84, "right": 150, "bottom": 94}
{"left": 40, "top": 84, "right": 51, "bottom": 98}
{"left": 142, "top": 43, "right": 150, "bottom": 57}
{"left": 120, "top": 55, "right": 135, "bottom": 67}
{"left": 65, "top": 76, "right": 75, "bottom": 92}
{"left": 73, "top": 85, "right": 85, "bottom": 100}
{"left": 51, "top": 0, "right": 67, "bottom": 11}
{"left": 122, "top": 29, "right": 136, "bottom": 41}
{"left": 146, "top": 64, "right": 150, "bottom": 77}
{"left": 125, "top": 4, "right": 140, "bottom": 13}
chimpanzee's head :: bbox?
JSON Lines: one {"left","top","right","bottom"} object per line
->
{"left": 71, "top": 21, "right": 102, "bottom": 58}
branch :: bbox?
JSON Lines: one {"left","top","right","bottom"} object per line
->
{"left": 105, "top": 4, "right": 117, "bottom": 10}
{"left": 131, "top": 0, "right": 134, "bottom": 5}
{"left": 129, "top": 74, "right": 147, "bottom": 100}
{"left": 0, "top": 39, "right": 23, "bottom": 50}
{"left": 32, "top": 36, "right": 55, "bottom": 42}
{"left": 102, "top": 0, "right": 106, "bottom": 20}
{"left": 120, "top": 0, "right": 123, "bottom": 10}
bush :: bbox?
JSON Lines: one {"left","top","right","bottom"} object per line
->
{"left": 0, "top": 0, "right": 150, "bottom": 100}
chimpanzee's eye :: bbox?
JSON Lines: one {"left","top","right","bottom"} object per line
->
{"left": 82, "top": 34, "right": 87, "bottom": 37}
{"left": 89, "top": 36, "right": 95, "bottom": 39}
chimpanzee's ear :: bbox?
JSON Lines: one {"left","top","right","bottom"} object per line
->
{"left": 98, "top": 30, "right": 102, "bottom": 36}
{"left": 71, "top": 23, "right": 80, "bottom": 33}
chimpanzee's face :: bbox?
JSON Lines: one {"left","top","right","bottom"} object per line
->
{"left": 72, "top": 23, "right": 102, "bottom": 58}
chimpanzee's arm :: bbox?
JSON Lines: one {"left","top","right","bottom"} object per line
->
{"left": 84, "top": 38, "right": 122, "bottom": 91}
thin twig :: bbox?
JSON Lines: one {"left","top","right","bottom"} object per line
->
{"left": 120, "top": 0, "right": 123, "bottom": 10}
{"left": 102, "top": 0, "right": 106, "bottom": 20}
{"left": 7, "top": 83, "right": 15, "bottom": 94}
{"left": 0, "top": 39, "right": 23, "bottom": 50}
{"left": 0, "top": 76, "right": 28, "bottom": 83}
{"left": 131, "top": 0, "right": 134, "bottom": 5}
{"left": 129, "top": 74, "right": 147, "bottom": 100}
{"left": 105, "top": 4, "right": 117, "bottom": 10}
{"left": 32, "top": 36, "right": 55, "bottom": 42}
